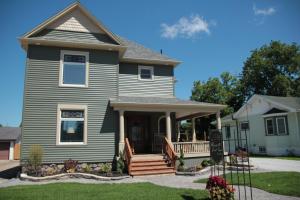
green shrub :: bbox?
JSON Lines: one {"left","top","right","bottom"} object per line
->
{"left": 177, "top": 148, "right": 185, "bottom": 171}
{"left": 201, "top": 159, "right": 209, "bottom": 167}
{"left": 83, "top": 164, "right": 91, "bottom": 173}
{"left": 229, "top": 154, "right": 237, "bottom": 165}
{"left": 117, "top": 151, "right": 125, "bottom": 174}
{"left": 28, "top": 144, "right": 44, "bottom": 175}
{"left": 100, "top": 163, "right": 112, "bottom": 174}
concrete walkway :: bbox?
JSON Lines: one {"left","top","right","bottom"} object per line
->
{"left": 250, "top": 158, "right": 300, "bottom": 172}
{"left": 0, "top": 160, "right": 20, "bottom": 172}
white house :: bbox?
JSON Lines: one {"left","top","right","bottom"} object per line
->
{"left": 219, "top": 95, "right": 300, "bottom": 156}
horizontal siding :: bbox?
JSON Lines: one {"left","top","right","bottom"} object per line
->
{"left": 21, "top": 45, "right": 118, "bottom": 163}
{"left": 119, "top": 63, "right": 174, "bottom": 97}
{"left": 31, "top": 29, "right": 118, "bottom": 45}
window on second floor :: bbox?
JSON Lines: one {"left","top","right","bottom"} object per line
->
{"left": 138, "top": 66, "right": 154, "bottom": 80}
{"left": 60, "top": 50, "right": 89, "bottom": 87}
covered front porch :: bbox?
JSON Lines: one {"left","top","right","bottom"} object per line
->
{"left": 110, "top": 96, "right": 225, "bottom": 157}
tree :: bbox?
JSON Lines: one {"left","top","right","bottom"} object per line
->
{"left": 191, "top": 72, "right": 241, "bottom": 116}
{"left": 0, "top": 124, "right": 2, "bottom": 127}
{"left": 241, "top": 41, "right": 300, "bottom": 99}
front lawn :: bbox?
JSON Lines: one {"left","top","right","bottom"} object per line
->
{"left": 0, "top": 182, "right": 209, "bottom": 200}
{"left": 195, "top": 172, "right": 300, "bottom": 197}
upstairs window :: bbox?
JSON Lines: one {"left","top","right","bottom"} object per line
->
{"left": 60, "top": 50, "right": 89, "bottom": 87}
{"left": 138, "top": 66, "right": 154, "bottom": 80}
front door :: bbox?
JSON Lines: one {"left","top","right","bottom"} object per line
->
{"left": 127, "top": 115, "right": 149, "bottom": 154}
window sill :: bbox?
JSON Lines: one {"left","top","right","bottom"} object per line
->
{"left": 56, "top": 142, "right": 87, "bottom": 146}
{"left": 59, "top": 84, "right": 88, "bottom": 88}
{"left": 138, "top": 78, "right": 155, "bottom": 82}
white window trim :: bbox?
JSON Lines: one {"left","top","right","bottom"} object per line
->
{"left": 138, "top": 65, "right": 154, "bottom": 81}
{"left": 59, "top": 50, "right": 89, "bottom": 88}
{"left": 265, "top": 118, "right": 275, "bottom": 135}
{"left": 56, "top": 104, "right": 88, "bottom": 145}
{"left": 262, "top": 113, "right": 288, "bottom": 118}
{"left": 276, "top": 117, "right": 287, "bottom": 135}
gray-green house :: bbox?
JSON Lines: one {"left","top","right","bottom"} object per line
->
{"left": 19, "top": 2, "right": 225, "bottom": 170}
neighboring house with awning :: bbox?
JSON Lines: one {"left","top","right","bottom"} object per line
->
{"left": 0, "top": 127, "right": 21, "bottom": 160}
{"left": 217, "top": 95, "right": 300, "bottom": 156}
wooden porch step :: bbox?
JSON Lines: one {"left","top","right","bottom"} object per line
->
{"left": 131, "top": 165, "right": 173, "bottom": 171}
{"left": 131, "top": 161, "right": 167, "bottom": 167}
{"left": 130, "top": 168, "right": 175, "bottom": 176}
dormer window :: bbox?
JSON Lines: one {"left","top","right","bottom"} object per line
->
{"left": 59, "top": 50, "right": 89, "bottom": 87}
{"left": 138, "top": 66, "right": 154, "bottom": 80}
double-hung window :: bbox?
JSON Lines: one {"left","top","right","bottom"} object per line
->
{"left": 265, "top": 116, "right": 288, "bottom": 136}
{"left": 138, "top": 66, "right": 154, "bottom": 80}
{"left": 57, "top": 104, "right": 87, "bottom": 145}
{"left": 60, "top": 50, "right": 89, "bottom": 87}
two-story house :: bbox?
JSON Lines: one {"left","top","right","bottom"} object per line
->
{"left": 20, "top": 2, "right": 226, "bottom": 175}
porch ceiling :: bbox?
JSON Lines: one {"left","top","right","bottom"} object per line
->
{"left": 110, "top": 96, "right": 226, "bottom": 119}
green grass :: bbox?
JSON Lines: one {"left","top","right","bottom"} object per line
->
{"left": 195, "top": 172, "right": 300, "bottom": 197}
{"left": 0, "top": 182, "right": 209, "bottom": 200}
{"left": 250, "top": 154, "right": 300, "bottom": 161}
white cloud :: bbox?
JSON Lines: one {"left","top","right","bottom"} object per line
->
{"left": 161, "top": 15, "right": 212, "bottom": 39}
{"left": 253, "top": 5, "right": 276, "bottom": 16}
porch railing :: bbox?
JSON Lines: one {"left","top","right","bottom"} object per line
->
{"left": 124, "top": 138, "right": 133, "bottom": 174}
{"left": 173, "top": 141, "right": 210, "bottom": 154}
{"left": 163, "top": 137, "right": 177, "bottom": 168}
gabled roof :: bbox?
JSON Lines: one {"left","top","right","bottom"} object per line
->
{"left": 0, "top": 127, "right": 21, "bottom": 141}
{"left": 19, "top": 2, "right": 180, "bottom": 66}
{"left": 234, "top": 94, "right": 300, "bottom": 118}
{"left": 263, "top": 108, "right": 287, "bottom": 115}
{"left": 20, "top": 2, "right": 122, "bottom": 45}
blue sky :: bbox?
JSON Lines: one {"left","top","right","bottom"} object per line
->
{"left": 0, "top": 0, "right": 299, "bottom": 127}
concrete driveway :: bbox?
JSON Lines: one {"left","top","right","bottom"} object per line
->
{"left": 250, "top": 157, "right": 300, "bottom": 172}
{"left": 0, "top": 160, "right": 20, "bottom": 172}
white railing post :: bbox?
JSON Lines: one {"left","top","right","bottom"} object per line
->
{"left": 192, "top": 118, "right": 196, "bottom": 142}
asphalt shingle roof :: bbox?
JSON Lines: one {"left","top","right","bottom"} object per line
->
{"left": 0, "top": 127, "right": 21, "bottom": 141}
{"left": 258, "top": 95, "right": 300, "bottom": 110}
{"left": 110, "top": 96, "right": 225, "bottom": 107}
{"left": 117, "top": 36, "right": 180, "bottom": 63}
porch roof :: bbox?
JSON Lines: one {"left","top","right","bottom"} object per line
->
{"left": 110, "top": 96, "right": 226, "bottom": 119}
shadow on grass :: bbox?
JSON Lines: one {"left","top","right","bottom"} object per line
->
{"left": 181, "top": 194, "right": 210, "bottom": 200}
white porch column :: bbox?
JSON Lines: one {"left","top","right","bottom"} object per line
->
{"left": 192, "top": 118, "right": 196, "bottom": 142}
{"left": 119, "top": 110, "right": 125, "bottom": 152}
{"left": 177, "top": 121, "right": 181, "bottom": 142}
{"left": 216, "top": 111, "right": 221, "bottom": 130}
{"left": 166, "top": 111, "right": 172, "bottom": 142}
